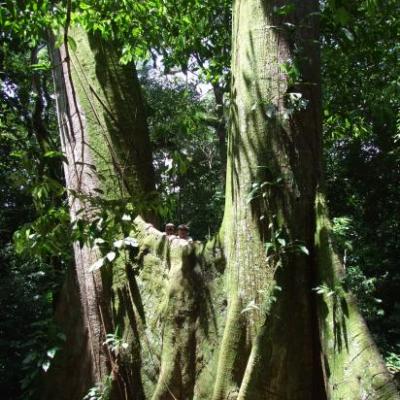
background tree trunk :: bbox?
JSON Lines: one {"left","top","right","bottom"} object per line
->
{"left": 315, "top": 194, "right": 399, "bottom": 399}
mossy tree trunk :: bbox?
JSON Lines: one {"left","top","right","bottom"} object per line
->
{"left": 212, "top": 0, "right": 398, "bottom": 399}
{"left": 212, "top": 0, "right": 325, "bottom": 398}
{"left": 45, "top": 3, "right": 399, "bottom": 400}
{"left": 46, "top": 25, "right": 156, "bottom": 400}
{"left": 48, "top": 31, "right": 107, "bottom": 399}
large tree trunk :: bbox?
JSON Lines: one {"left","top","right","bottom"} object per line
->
{"left": 212, "top": 1, "right": 325, "bottom": 398}
{"left": 48, "top": 31, "right": 107, "bottom": 398}
{"left": 211, "top": 0, "right": 398, "bottom": 399}
{"left": 44, "top": 3, "right": 399, "bottom": 400}
{"left": 46, "top": 25, "right": 156, "bottom": 400}
{"left": 123, "top": 0, "right": 399, "bottom": 398}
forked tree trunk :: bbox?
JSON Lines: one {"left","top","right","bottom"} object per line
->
{"left": 44, "top": 3, "right": 399, "bottom": 400}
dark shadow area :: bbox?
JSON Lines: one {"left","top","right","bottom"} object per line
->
{"left": 41, "top": 268, "right": 94, "bottom": 400}
{"left": 87, "top": 32, "right": 158, "bottom": 221}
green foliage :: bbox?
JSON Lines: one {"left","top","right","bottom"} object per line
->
{"left": 0, "top": 0, "right": 64, "bottom": 47}
{"left": 322, "top": 0, "right": 400, "bottom": 356}
{"left": 13, "top": 206, "right": 71, "bottom": 259}
{"left": 246, "top": 176, "right": 284, "bottom": 205}
{"left": 89, "top": 236, "right": 139, "bottom": 272}
{"left": 279, "top": 59, "right": 301, "bottom": 87}
{"left": 0, "top": 27, "right": 67, "bottom": 399}
{"left": 70, "top": 197, "right": 141, "bottom": 253}
{"left": 273, "top": 4, "right": 296, "bottom": 16}
{"left": 73, "top": 0, "right": 231, "bottom": 90}
{"left": 141, "top": 69, "right": 224, "bottom": 239}
{"left": 104, "top": 327, "right": 129, "bottom": 355}
{"left": 0, "top": 246, "right": 65, "bottom": 400}
{"left": 263, "top": 221, "right": 309, "bottom": 264}
{"left": 83, "top": 375, "right": 112, "bottom": 400}
{"left": 385, "top": 351, "right": 400, "bottom": 375}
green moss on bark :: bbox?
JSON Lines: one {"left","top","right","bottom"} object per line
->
{"left": 125, "top": 218, "right": 227, "bottom": 400}
{"left": 315, "top": 193, "right": 399, "bottom": 399}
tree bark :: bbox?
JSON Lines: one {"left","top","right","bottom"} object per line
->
{"left": 49, "top": 33, "right": 108, "bottom": 397}
{"left": 212, "top": 82, "right": 227, "bottom": 182}
{"left": 212, "top": 1, "right": 324, "bottom": 398}
{"left": 73, "top": 29, "right": 156, "bottom": 208}
{"left": 46, "top": 25, "right": 156, "bottom": 399}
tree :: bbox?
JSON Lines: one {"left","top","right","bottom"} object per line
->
{"left": 43, "top": 24, "right": 157, "bottom": 399}
{"left": 2, "top": 0, "right": 399, "bottom": 399}
{"left": 209, "top": 0, "right": 397, "bottom": 398}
